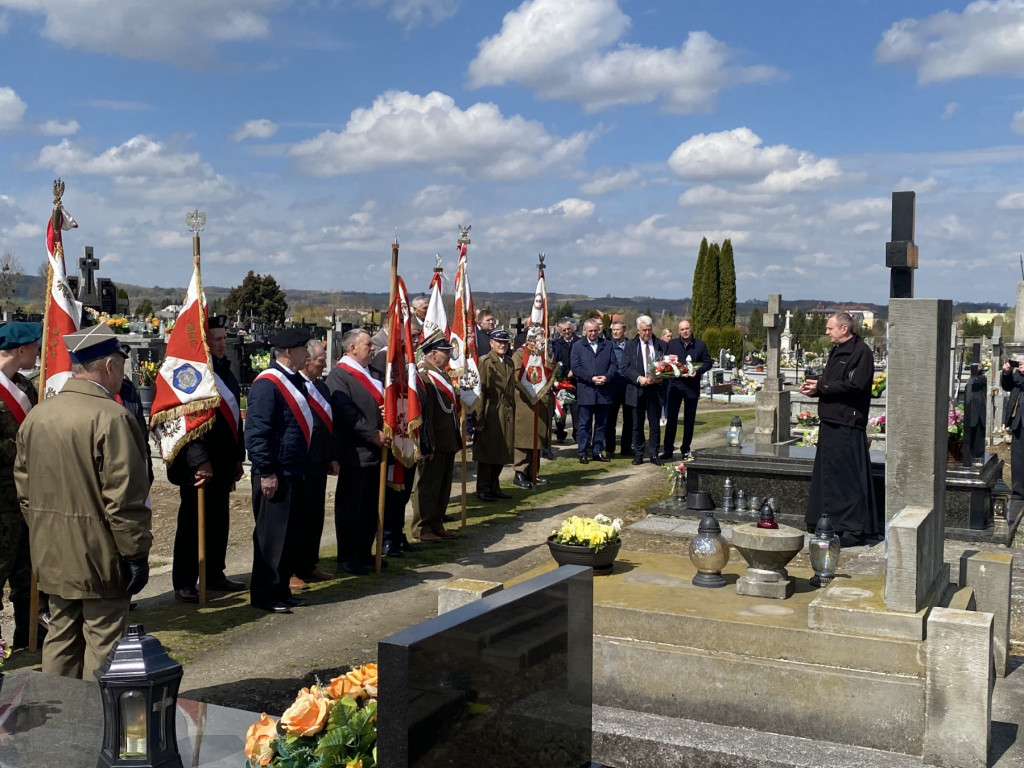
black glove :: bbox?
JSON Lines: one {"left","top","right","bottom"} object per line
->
{"left": 123, "top": 558, "right": 149, "bottom": 596}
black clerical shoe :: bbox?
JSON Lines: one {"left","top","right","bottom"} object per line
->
{"left": 384, "top": 542, "right": 404, "bottom": 558}
{"left": 442, "top": 514, "right": 456, "bottom": 522}
{"left": 660, "top": 450, "right": 673, "bottom": 460}
{"left": 477, "top": 492, "right": 497, "bottom": 502}
{"left": 209, "top": 577, "right": 246, "bottom": 592}
{"left": 174, "top": 587, "right": 199, "bottom": 603}
{"left": 338, "top": 560, "right": 369, "bottom": 576}
{"left": 493, "top": 489, "right": 513, "bottom": 499}
{"left": 258, "top": 601, "right": 293, "bottom": 614}
{"left": 579, "top": 455, "right": 590, "bottom": 464}
{"left": 282, "top": 596, "right": 309, "bottom": 608}
{"left": 839, "top": 531, "right": 868, "bottom": 548}
{"left": 650, "top": 456, "right": 664, "bottom": 466}
{"left": 593, "top": 453, "right": 610, "bottom": 462}
{"left": 513, "top": 472, "right": 533, "bottom": 489}
{"left": 400, "top": 536, "right": 422, "bottom": 552}
{"left": 631, "top": 457, "right": 643, "bottom": 465}
{"left": 541, "top": 448, "right": 556, "bottom": 460}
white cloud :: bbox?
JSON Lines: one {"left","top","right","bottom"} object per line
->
{"left": 0, "top": 0, "right": 279, "bottom": 67}
{"left": 677, "top": 184, "right": 773, "bottom": 207}
{"left": 38, "top": 119, "right": 79, "bottom": 136}
{"left": 580, "top": 168, "right": 640, "bottom": 195}
{"left": 936, "top": 213, "right": 971, "bottom": 239}
{"left": 1012, "top": 108, "right": 1024, "bottom": 134}
{"left": 467, "top": 0, "right": 779, "bottom": 113}
{"left": 876, "top": 0, "right": 1024, "bottom": 83}
{"left": 531, "top": 198, "right": 595, "bottom": 218}
{"left": 668, "top": 127, "right": 843, "bottom": 192}
{"left": 366, "top": 0, "right": 459, "bottom": 26}
{"left": 4, "top": 221, "right": 41, "bottom": 239}
{"left": 894, "top": 176, "right": 939, "bottom": 194}
{"left": 0, "top": 12, "right": 9, "bottom": 35}
{"left": 941, "top": 101, "right": 959, "bottom": 119}
{"left": 827, "top": 198, "right": 889, "bottom": 221}
{"left": 289, "top": 90, "right": 591, "bottom": 180}
{"left": 0, "top": 87, "right": 26, "bottom": 131}
{"left": 230, "top": 119, "right": 278, "bottom": 141}
{"left": 411, "top": 184, "right": 455, "bottom": 207}
{"left": 997, "top": 191, "right": 1024, "bottom": 208}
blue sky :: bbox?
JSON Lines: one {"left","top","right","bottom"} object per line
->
{"left": 3, "top": 0, "right": 1024, "bottom": 306}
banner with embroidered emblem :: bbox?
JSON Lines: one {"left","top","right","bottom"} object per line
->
{"left": 384, "top": 275, "right": 423, "bottom": 477}
{"left": 40, "top": 190, "right": 81, "bottom": 398}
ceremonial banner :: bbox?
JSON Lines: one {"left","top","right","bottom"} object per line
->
{"left": 383, "top": 276, "right": 423, "bottom": 474}
{"left": 421, "top": 265, "right": 448, "bottom": 346}
{"left": 517, "top": 262, "right": 554, "bottom": 404}
{"left": 449, "top": 240, "right": 480, "bottom": 411}
{"left": 41, "top": 193, "right": 81, "bottom": 398}
{"left": 150, "top": 262, "right": 221, "bottom": 462}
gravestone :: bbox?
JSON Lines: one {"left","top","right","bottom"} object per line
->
{"left": 780, "top": 309, "right": 793, "bottom": 354}
{"left": 991, "top": 327, "right": 1005, "bottom": 441}
{"left": 1016, "top": 281, "right": 1024, "bottom": 342}
{"left": 753, "top": 294, "right": 790, "bottom": 445}
{"left": 78, "top": 245, "right": 100, "bottom": 308}
{"left": 886, "top": 191, "right": 918, "bottom": 299}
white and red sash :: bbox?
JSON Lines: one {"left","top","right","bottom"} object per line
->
{"left": 0, "top": 371, "right": 32, "bottom": 425}
{"left": 214, "top": 373, "right": 241, "bottom": 442}
{"left": 304, "top": 380, "right": 333, "bottom": 435}
{"left": 425, "top": 368, "right": 458, "bottom": 412}
{"left": 336, "top": 357, "right": 384, "bottom": 406}
{"left": 255, "top": 368, "right": 314, "bottom": 447}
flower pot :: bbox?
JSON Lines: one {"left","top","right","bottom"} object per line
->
{"left": 947, "top": 438, "right": 963, "bottom": 463}
{"left": 546, "top": 536, "right": 620, "bottom": 573}
{"left": 137, "top": 385, "right": 155, "bottom": 419}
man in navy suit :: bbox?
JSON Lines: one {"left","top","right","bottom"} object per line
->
{"left": 619, "top": 315, "right": 667, "bottom": 465}
{"left": 662, "top": 319, "right": 714, "bottom": 461}
{"left": 606, "top": 320, "right": 633, "bottom": 456}
{"left": 570, "top": 317, "right": 616, "bottom": 463}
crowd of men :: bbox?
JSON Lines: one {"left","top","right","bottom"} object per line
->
{"left": 1, "top": 302, "right": 725, "bottom": 679}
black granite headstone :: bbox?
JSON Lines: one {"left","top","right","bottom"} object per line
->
{"left": 378, "top": 565, "right": 593, "bottom": 768}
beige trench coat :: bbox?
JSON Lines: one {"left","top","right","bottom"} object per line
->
{"left": 472, "top": 350, "right": 516, "bottom": 465}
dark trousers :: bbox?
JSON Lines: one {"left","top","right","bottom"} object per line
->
{"left": 250, "top": 473, "right": 305, "bottom": 608}
{"left": 1012, "top": 424, "right": 1024, "bottom": 500}
{"left": 296, "top": 465, "right": 328, "bottom": 578}
{"left": 607, "top": 392, "right": 633, "bottom": 454}
{"left": 663, "top": 388, "right": 699, "bottom": 455}
{"left": 577, "top": 403, "right": 609, "bottom": 457}
{"left": 476, "top": 462, "right": 504, "bottom": 493}
{"left": 413, "top": 453, "right": 455, "bottom": 535}
{"left": 632, "top": 388, "right": 662, "bottom": 459}
{"left": 173, "top": 474, "right": 232, "bottom": 590}
{"left": 0, "top": 511, "right": 32, "bottom": 645}
{"left": 335, "top": 465, "right": 381, "bottom": 564}
{"left": 384, "top": 465, "right": 415, "bottom": 546}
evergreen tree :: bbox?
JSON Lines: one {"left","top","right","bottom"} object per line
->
{"left": 226, "top": 270, "right": 289, "bottom": 326}
{"left": 747, "top": 307, "right": 766, "bottom": 348}
{"left": 691, "top": 238, "right": 708, "bottom": 332}
{"left": 717, "top": 239, "right": 737, "bottom": 328}
{"left": 697, "top": 242, "right": 721, "bottom": 336}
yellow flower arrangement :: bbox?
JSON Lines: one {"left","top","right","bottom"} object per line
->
{"left": 105, "top": 315, "right": 130, "bottom": 334}
{"left": 550, "top": 513, "right": 622, "bottom": 553}
{"left": 244, "top": 664, "right": 378, "bottom": 768}
{"left": 138, "top": 360, "right": 160, "bottom": 386}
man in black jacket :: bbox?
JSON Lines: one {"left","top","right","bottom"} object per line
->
{"left": 620, "top": 315, "right": 667, "bottom": 465}
{"left": 169, "top": 315, "right": 246, "bottom": 603}
{"left": 551, "top": 318, "right": 579, "bottom": 443}
{"left": 662, "top": 319, "right": 713, "bottom": 461}
{"left": 1000, "top": 359, "right": 1024, "bottom": 503}
{"left": 800, "top": 312, "right": 879, "bottom": 546}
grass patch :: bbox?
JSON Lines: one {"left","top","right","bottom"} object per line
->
{"left": 692, "top": 407, "right": 754, "bottom": 437}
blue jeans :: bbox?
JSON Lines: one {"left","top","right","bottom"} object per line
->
{"left": 577, "top": 403, "right": 609, "bottom": 457}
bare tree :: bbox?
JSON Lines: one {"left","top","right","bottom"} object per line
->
{"left": 0, "top": 252, "right": 23, "bottom": 311}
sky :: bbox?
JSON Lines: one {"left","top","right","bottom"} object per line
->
{"left": 2, "top": 0, "right": 1024, "bottom": 306}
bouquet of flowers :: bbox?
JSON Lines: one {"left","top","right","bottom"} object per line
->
{"left": 871, "top": 373, "right": 887, "bottom": 398}
{"left": 796, "top": 411, "right": 819, "bottom": 427}
{"left": 869, "top": 413, "right": 886, "bottom": 434}
{"left": 649, "top": 354, "right": 691, "bottom": 379}
{"left": 245, "top": 664, "right": 378, "bottom": 768}
{"left": 250, "top": 351, "right": 271, "bottom": 373}
{"left": 105, "top": 315, "right": 130, "bottom": 334}
{"left": 948, "top": 404, "right": 964, "bottom": 441}
{"left": 552, "top": 364, "right": 576, "bottom": 428}
{"left": 550, "top": 513, "right": 622, "bottom": 553}
{"left": 733, "top": 379, "right": 763, "bottom": 395}
{"left": 137, "top": 360, "right": 160, "bottom": 386}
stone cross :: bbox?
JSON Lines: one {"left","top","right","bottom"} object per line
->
{"left": 762, "top": 294, "right": 782, "bottom": 389}
{"left": 886, "top": 191, "right": 918, "bottom": 299}
{"left": 754, "top": 293, "right": 790, "bottom": 445}
{"left": 509, "top": 316, "right": 527, "bottom": 336}
{"left": 78, "top": 245, "right": 99, "bottom": 304}
{"left": 783, "top": 310, "right": 792, "bottom": 333}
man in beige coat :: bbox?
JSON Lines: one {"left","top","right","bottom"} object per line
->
{"left": 473, "top": 329, "right": 516, "bottom": 501}
{"left": 15, "top": 324, "right": 152, "bottom": 679}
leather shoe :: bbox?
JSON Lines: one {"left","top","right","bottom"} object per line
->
{"left": 258, "top": 601, "right": 293, "bottom": 614}
{"left": 493, "top": 490, "right": 513, "bottom": 499}
{"left": 436, "top": 528, "right": 458, "bottom": 538}
{"left": 384, "top": 542, "right": 404, "bottom": 558}
{"left": 593, "top": 453, "right": 610, "bottom": 462}
{"left": 631, "top": 457, "right": 643, "bottom": 465}
{"left": 512, "top": 472, "right": 533, "bottom": 489}
{"left": 289, "top": 576, "right": 309, "bottom": 591}
{"left": 283, "top": 596, "right": 308, "bottom": 607}
{"left": 338, "top": 560, "right": 369, "bottom": 575}
{"left": 174, "top": 587, "right": 199, "bottom": 603}
{"left": 534, "top": 475, "right": 549, "bottom": 485}
{"left": 417, "top": 531, "right": 444, "bottom": 543}
{"left": 660, "top": 450, "right": 673, "bottom": 460}
{"left": 541, "top": 448, "right": 556, "bottom": 460}
{"left": 650, "top": 456, "right": 663, "bottom": 466}
{"left": 476, "top": 492, "right": 497, "bottom": 502}
{"left": 305, "top": 568, "right": 333, "bottom": 582}
{"left": 579, "top": 455, "right": 590, "bottom": 464}
{"left": 209, "top": 577, "right": 246, "bottom": 592}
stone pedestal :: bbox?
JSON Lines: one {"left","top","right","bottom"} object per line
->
{"left": 754, "top": 389, "right": 790, "bottom": 445}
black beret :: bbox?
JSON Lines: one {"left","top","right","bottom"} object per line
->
{"left": 269, "top": 327, "right": 311, "bottom": 349}
{"left": 208, "top": 314, "right": 229, "bottom": 330}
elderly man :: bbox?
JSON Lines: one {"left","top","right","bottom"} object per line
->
{"left": 0, "top": 323, "right": 41, "bottom": 649}
{"left": 606, "top": 320, "right": 633, "bottom": 457}
{"left": 15, "top": 323, "right": 151, "bottom": 678}
{"left": 551, "top": 318, "right": 580, "bottom": 443}
{"left": 620, "top": 315, "right": 667, "bottom": 465}
{"left": 800, "top": 312, "right": 879, "bottom": 546}
{"left": 475, "top": 329, "right": 516, "bottom": 501}
{"left": 168, "top": 314, "right": 246, "bottom": 603}
{"left": 294, "top": 339, "right": 339, "bottom": 588}
{"left": 511, "top": 327, "right": 553, "bottom": 488}
{"left": 410, "top": 295, "right": 429, "bottom": 343}
{"left": 327, "top": 328, "right": 391, "bottom": 575}
{"left": 570, "top": 317, "right": 616, "bottom": 463}
{"left": 662, "top": 319, "right": 713, "bottom": 461}
{"left": 412, "top": 338, "right": 462, "bottom": 540}
{"left": 245, "top": 327, "right": 313, "bottom": 614}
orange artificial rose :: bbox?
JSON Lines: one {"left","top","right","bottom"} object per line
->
{"left": 280, "top": 687, "right": 329, "bottom": 737}
{"left": 244, "top": 713, "right": 278, "bottom": 767}
{"left": 346, "top": 760, "right": 363, "bottom": 768}
{"left": 327, "top": 674, "right": 364, "bottom": 701}
{"left": 328, "top": 663, "right": 379, "bottom": 701}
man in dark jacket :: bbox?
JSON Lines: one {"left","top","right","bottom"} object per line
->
{"left": 801, "top": 312, "right": 879, "bottom": 546}
{"left": 1000, "top": 359, "right": 1024, "bottom": 502}
{"left": 169, "top": 315, "right": 246, "bottom": 603}
{"left": 620, "top": 315, "right": 667, "bottom": 465}
{"left": 662, "top": 319, "right": 713, "bottom": 461}
{"left": 606, "top": 320, "right": 633, "bottom": 457}
{"left": 570, "top": 317, "right": 616, "bottom": 462}
{"left": 245, "top": 327, "right": 312, "bottom": 614}
{"left": 551, "top": 318, "right": 580, "bottom": 442}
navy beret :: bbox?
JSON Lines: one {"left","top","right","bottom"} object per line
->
{"left": 269, "top": 327, "right": 311, "bottom": 349}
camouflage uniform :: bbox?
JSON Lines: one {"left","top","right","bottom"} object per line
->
{"left": 0, "top": 372, "right": 37, "bottom": 647}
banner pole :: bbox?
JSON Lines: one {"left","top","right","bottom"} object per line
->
{"left": 376, "top": 238, "right": 400, "bottom": 574}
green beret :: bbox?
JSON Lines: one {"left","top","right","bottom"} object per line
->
{"left": 0, "top": 322, "right": 42, "bottom": 351}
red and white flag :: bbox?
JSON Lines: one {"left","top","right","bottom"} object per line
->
{"left": 449, "top": 240, "right": 480, "bottom": 412}
{"left": 149, "top": 260, "right": 221, "bottom": 462}
{"left": 384, "top": 276, "right": 423, "bottom": 477}
{"left": 421, "top": 265, "right": 448, "bottom": 346}
{"left": 518, "top": 262, "right": 554, "bottom": 404}
{"left": 40, "top": 202, "right": 81, "bottom": 398}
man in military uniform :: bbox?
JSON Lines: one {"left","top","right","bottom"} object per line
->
{"left": 474, "top": 329, "right": 516, "bottom": 501}
{"left": 15, "top": 323, "right": 151, "bottom": 679}
{"left": 168, "top": 315, "right": 246, "bottom": 602}
{"left": 0, "top": 322, "right": 41, "bottom": 648}
{"left": 412, "top": 338, "right": 462, "bottom": 541}
{"left": 245, "top": 328, "right": 312, "bottom": 614}
{"left": 511, "top": 327, "right": 552, "bottom": 488}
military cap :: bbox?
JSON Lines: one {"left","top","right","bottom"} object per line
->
{"left": 489, "top": 328, "right": 512, "bottom": 342}
{"left": 0, "top": 321, "right": 42, "bottom": 351}
{"left": 421, "top": 337, "right": 454, "bottom": 354}
{"left": 269, "top": 327, "right": 311, "bottom": 349}
{"left": 208, "top": 314, "right": 229, "bottom": 330}
{"left": 63, "top": 323, "right": 130, "bottom": 364}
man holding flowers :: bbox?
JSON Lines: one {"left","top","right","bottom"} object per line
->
{"left": 662, "top": 319, "right": 713, "bottom": 461}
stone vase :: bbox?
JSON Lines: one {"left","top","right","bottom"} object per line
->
{"left": 546, "top": 536, "right": 620, "bottom": 573}
{"left": 137, "top": 385, "right": 156, "bottom": 419}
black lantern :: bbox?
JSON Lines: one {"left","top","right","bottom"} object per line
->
{"left": 992, "top": 478, "right": 1011, "bottom": 520}
{"left": 98, "top": 624, "right": 184, "bottom": 768}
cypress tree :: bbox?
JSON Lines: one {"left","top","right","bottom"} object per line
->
{"left": 691, "top": 238, "right": 708, "bottom": 333}
{"left": 698, "top": 241, "right": 721, "bottom": 336}
{"left": 717, "top": 239, "right": 737, "bottom": 328}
